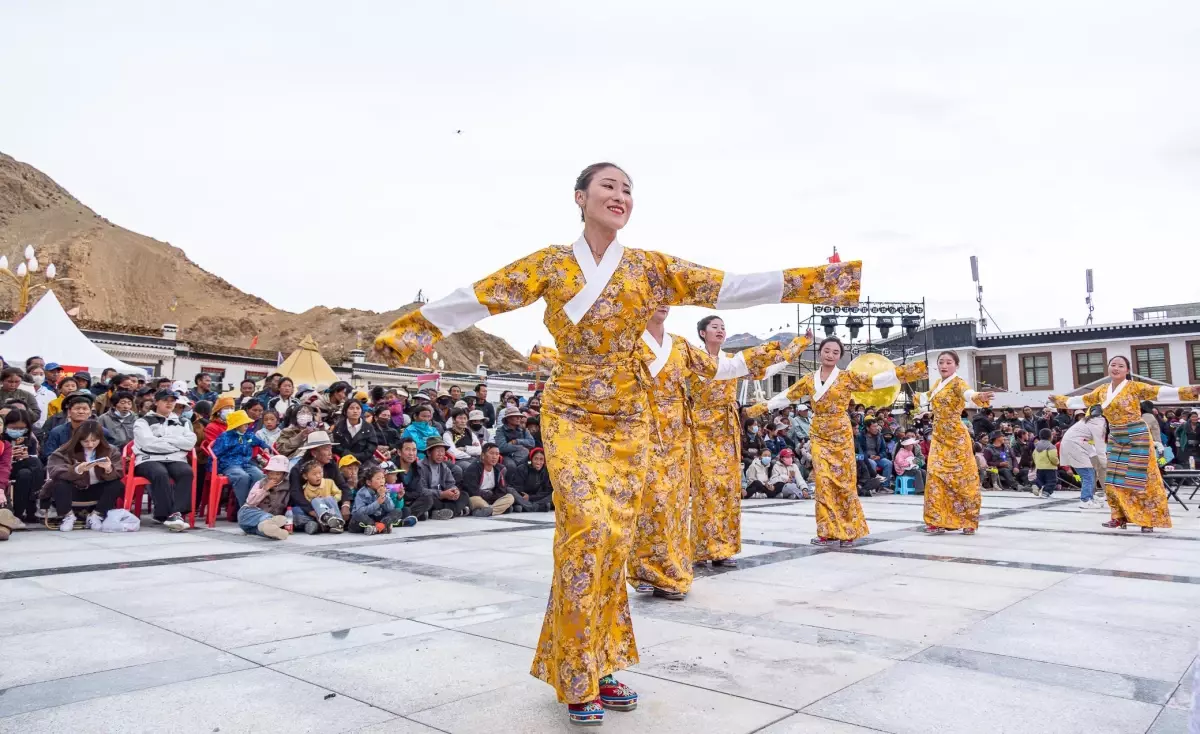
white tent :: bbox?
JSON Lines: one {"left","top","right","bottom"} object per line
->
{"left": 0, "top": 291, "right": 146, "bottom": 373}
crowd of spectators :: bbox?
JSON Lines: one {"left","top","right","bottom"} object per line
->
{"left": 0, "top": 360, "right": 555, "bottom": 541}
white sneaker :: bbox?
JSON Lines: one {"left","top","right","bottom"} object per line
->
{"left": 163, "top": 513, "right": 189, "bottom": 532}
{"left": 1079, "top": 500, "right": 1092, "bottom": 509}
{"left": 59, "top": 511, "right": 76, "bottom": 532}
{"left": 86, "top": 511, "right": 104, "bottom": 530}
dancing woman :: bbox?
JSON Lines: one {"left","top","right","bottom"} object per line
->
{"left": 630, "top": 306, "right": 807, "bottom": 598}
{"left": 1050, "top": 355, "right": 1198, "bottom": 532}
{"left": 373, "top": 163, "right": 861, "bottom": 726}
{"left": 748, "top": 337, "right": 925, "bottom": 546}
{"left": 914, "top": 351, "right": 994, "bottom": 534}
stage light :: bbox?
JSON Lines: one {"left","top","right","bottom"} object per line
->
{"left": 875, "top": 316, "right": 893, "bottom": 339}
{"left": 820, "top": 315, "right": 838, "bottom": 337}
{"left": 846, "top": 316, "right": 864, "bottom": 340}
{"left": 901, "top": 315, "right": 920, "bottom": 338}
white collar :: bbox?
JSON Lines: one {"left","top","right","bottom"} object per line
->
{"left": 813, "top": 366, "right": 841, "bottom": 403}
{"left": 930, "top": 372, "right": 959, "bottom": 398}
{"left": 563, "top": 234, "right": 625, "bottom": 324}
{"left": 1102, "top": 379, "right": 1129, "bottom": 409}
{"left": 642, "top": 331, "right": 672, "bottom": 378}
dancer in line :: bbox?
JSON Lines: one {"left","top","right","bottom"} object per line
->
{"left": 915, "top": 351, "right": 994, "bottom": 534}
{"left": 748, "top": 337, "right": 925, "bottom": 546}
{"left": 373, "top": 163, "right": 861, "bottom": 726}
{"left": 630, "top": 306, "right": 807, "bottom": 598}
{"left": 1050, "top": 355, "right": 1198, "bottom": 532}
{"left": 689, "top": 316, "right": 810, "bottom": 566}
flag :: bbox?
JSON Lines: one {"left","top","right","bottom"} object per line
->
{"left": 249, "top": 335, "right": 259, "bottom": 348}
{"left": 828, "top": 247, "right": 841, "bottom": 264}
{"left": 276, "top": 351, "right": 283, "bottom": 365}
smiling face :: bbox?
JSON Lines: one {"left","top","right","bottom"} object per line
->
{"left": 1109, "top": 356, "right": 1130, "bottom": 382}
{"left": 575, "top": 166, "right": 632, "bottom": 231}
{"left": 699, "top": 317, "right": 726, "bottom": 350}
{"left": 648, "top": 304, "right": 670, "bottom": 328}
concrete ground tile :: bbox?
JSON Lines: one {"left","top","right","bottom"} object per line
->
{"left": 232, "top": 618, "right": 440, "bottom": 664}
{"left": 757, "top": 713, "right": 887, "bottom": 733}
{"left": 1094, "top": 554, "right": 1200, "bottom": 578}
{"left": 119, "top": 538, "right": 261, "bottom": 560}
{"left": 1168, "top": 656, "right": 1197, "bottom": 710}
{"left": 347, "top": 538, "right": 489, "bottom": 560}
{"left": 454, "top": 610, "right": 698, "bottom": 652}
{"left": 271, "top": 630, "right": 534, "bottom": 715}
{"left": 1, "top": 618, "right": 209, "bottom": 688}
{"left": 1012, "top": 584, "right": 1200, "bottom": 637}
{"left": 409, "top": 670, "right": 791, "bottom": 733}
{"left": 805, "top": 661, "right": 1161, "bottom": 734}
{"left": 0, "top": 595, "right": 123, "bottom": 638}
{"left": 79, "top": 577, "right": 296, "bottom": 618}
{"left": 1054, "top": 573, "right": 1200, "bottom": 607}
{"left": 0, "top": 667, "right": 393, "bottom": 734}
{"left": 840, "top": 573, "right": 1038, "bottom": 612}
{"left": 250, "top": 565, "right": 429, "bottom": 597}
{"left": 347, "top": 719, "right": 445, "bottom": 733}
{"left": 414, "top": 597, "right": 549, "bottom": 629}
{"left": 415, "top": 548, "right": 554, "bottom": 573}
{"left": 631, "top": 625, "right": 895, "bottom": 709}
{"left": 0, "top": 578, "right": 66, "bottom": 603}
{"left": 902, "top": 560, "right": 1071, "bottom": 589}
{"left": 33, "top": 563, "right": 231, "bottom": 593}
{"left": 147, "top": 592, "right": 394, "bottom": 648}
{"left": 946, "top": 609, "right": 1196, "bottom": 681}
{"left": 0, "top": 547, "right": 141, "bottom": 571}
{"left": 319, "top": 576, "right": 529, "bottom": 618}
{"left": 762, "top": 589, "right": 990, "bottom": 644}
{"left": 187, "top": 552, "right": 356, "bottom": 579}
{"left": 662, "top": 576, "right": 825, "bottom": 617}
{"left": 1147, "top": 707, "right": 1190, "bottom": 734}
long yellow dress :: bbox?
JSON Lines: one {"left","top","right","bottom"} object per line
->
{"left": 373, "top": 236, "right": 861, "bottom": 704}
{"left": 630, "top": 336, "right": 808, "bottom": 592}
{"left": 687, "top": 340, "right": 810, "bottom": 562}
{"left": 916, "top": 374, "right": 991, "bottom": 530}
{"left": 1052, "top": 381, "right": 1199, "bottom": 528}
{"left": 751, "top": 361, "right": 926, "bottom": 541}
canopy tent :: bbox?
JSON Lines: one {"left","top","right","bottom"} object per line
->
{"left": 0, "top": 291, "right": 145, "bottom": 374}
{"left": 276, "top": 335, "right": 339, "bottom": 389}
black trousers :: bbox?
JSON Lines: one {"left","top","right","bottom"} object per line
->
{"left": 403, "top": 490, "right": 434, "bottom": 519}
{"left": 430, "top": 491, "right": 470, "bottom": 516}
{"left": 135, "top": 461, "right": 195, "bottom": 520}
{"left": 11, "top": 456, "right": 45, "bottom": 521}
{"left": 744, "top": 480, "right": 782, "bottom": 499}
{"left": 48, "top": 478, "right": 123, "bottom": 518}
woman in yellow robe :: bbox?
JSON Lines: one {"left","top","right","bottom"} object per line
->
{"left": 915, "top": 351, "right": 994, "bottom": 534}
{"left": 629, "top": 308, "right": 807, "bottom": 598}
{"left": 373, "top": 163, "right": 862, "bottom": 725}
{"left": 748, "top": 337, "right": 926, "bottom": 546}
{"left": 1051, "top": 354, "right": 1199, "bottom": 532}
{"left": 687, "top": 317, "right": 810, "bottom": 566}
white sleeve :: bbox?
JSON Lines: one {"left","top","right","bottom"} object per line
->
{"left": 872, "top": 369, "right": 900, "bottom": 389}
{"left": 763, "top": 359, "right": 792, "bottom": 380}
{"left": 1060, "top": 396, "right": 1087, "bottom": 410}
{"left": 715, "top": 272, "right": 785, "bottom": 309}
{"left": 1156, "top": 387, "right": 1181, "bottom": 402}
{"left": 765, "top": 392, "right": 792, "bottom": 412}
{"left": 964, "top": 389, "right": 982, "bottom": 408}
{"left": 714, "top": 353, "right": 750, "bottom": 381}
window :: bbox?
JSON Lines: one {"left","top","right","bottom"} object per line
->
{"left": 1071, "top": 349, "right": 1107, "bottom": 388}
{"left": 1189, "top": 341, "right": 1200, "bottom": 384}
{"left": 1020, "top": 352, "right": 1053, "bottom": 390}
{"left": 772, "top": 374, "right": 783, "bottom": 393}
{"left": 1134, "top": 344, "right": 1170, "bottom": 382}
{"left": 787, "top": 375, "right": 796, "bottom": 387}
{"left": 199, "top": 366, "right": 227, "bottom": 383}
{"left": 243, "top": 370, "right": 268, "bottom": 381}
{"left": 975, "top": 356, "right": 1007, "bottom": 390}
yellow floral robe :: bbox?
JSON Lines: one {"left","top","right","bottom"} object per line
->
{"left": 688, "top": 339, "right": 810, "bottom": 562}
{"left": 1052, "top": 381, "right": 1199, "bottom": 528}
{"left": 916, "top": 375, "right": 990, "bottom": 530}
{"left": 754, "top": 361, "right": 926, "bottom": 540}
{"left": 374, "top": 235, "right": 861, "bottom": 704}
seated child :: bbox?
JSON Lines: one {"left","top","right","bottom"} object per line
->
{"left": 351, "top": 465, "right": 412, "bottom": 534}
{"left": 255, "top": 411, "right": 282, "bottom": 450}
{"left": 298, "top": 458, "right": 345, "bottom": 533}
{"left": 238, "top": 454, "right": 292, "bottom": 540}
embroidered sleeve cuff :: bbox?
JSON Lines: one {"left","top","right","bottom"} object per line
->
{"left": 373, "top": 312, "right": 443, "bottom": 364}
{"left": 964, "top": 389, "right": 989, "bottom": 408}
{"left": 1180, "top": 386, "right": 1199, "bottom": 402}
{"left": 782, "top": 261, "right": 862, "bottom": 306}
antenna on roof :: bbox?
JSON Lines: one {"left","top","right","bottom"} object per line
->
{"left": 970, "top": 255, "right": 1002, "bottom": 333}
{"left": 1085, "top": 269, "right": 1095, "bottom": 325}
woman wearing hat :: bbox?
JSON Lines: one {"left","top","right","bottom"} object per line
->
{"left": 287, "top": 430, "right": 352, "bottom": 523}
{"left": 748, "top": 337, "right": 926, "bottom": 546}
{"left": 1050, "top": 356, "right": 1199, "bottom": 531}
{"left": 204, "top": 396, "right": 237, "bottom": 445}
{"left": 210, "top": 410, "right": 271, "bottom": 507}
{"left": 374, "top": 162, "right": 860, "bottom": 724}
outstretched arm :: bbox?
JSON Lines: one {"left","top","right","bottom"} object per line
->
{"left": 1134, "top": 381, "right": 1200, "bottom": 404}
{"left": 651, "top": 253, "right": 862, "bottom": 311}
{"left": 844, "top": 361, "right": 927, "bottom": 392}
{"left": 374, "top": 248, "right": 553, "bottom": 363}
{"left": 1050, "top": 385, "right": 1105, "bottom": 412}
{"left": 746, "top": 374, "right": 814, "bottom": 418}
{"left": 715, "top": 337, "right": 811, "bottom": 382}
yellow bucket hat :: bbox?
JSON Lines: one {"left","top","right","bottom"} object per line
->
{"left": 224, "top": 410, "right": 254, "bottom": 432}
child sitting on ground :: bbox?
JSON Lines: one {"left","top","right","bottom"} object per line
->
{"left": 299, "top": 458, "right": 345, "bottom": 534}
{"left": 238, "top": 454, "right": 292, "bottom": 540}
{"left": 351, "top": 465, "right": 411, "bottom": 534}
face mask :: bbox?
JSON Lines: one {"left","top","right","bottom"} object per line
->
{"left": 117, "top": 410, "right": 131, "bottom": 418}
{"left": 760, "top": 456, "right": 771, "bottom": 466}
{"left": 6, "top": 428, "right": 27, "bottom": 438}
{"left": 296, "top": 413, "right": 313, "bottom": 427}
{"left": 31, "top": 375, "right": 44, "bottom": 386}
{"left": 747, "top": 425, "right": 757, "bottom": 433}
{"left": 218, "top": 408, "right": 232, "bottom": 420}
{"left": 181, "top": 409, "right": 194, "bottom": 421}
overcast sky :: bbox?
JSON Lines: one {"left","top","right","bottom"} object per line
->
{"left": 3, "top": 1, "right": 1197, "bottom": 355}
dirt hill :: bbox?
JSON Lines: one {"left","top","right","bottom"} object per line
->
{"left": 0, "top": 152, "right": 526, "bottom": 373}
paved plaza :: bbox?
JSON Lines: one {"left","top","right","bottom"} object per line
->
{"left": 1, "top": 489, "right": 1197, "bottom": 733}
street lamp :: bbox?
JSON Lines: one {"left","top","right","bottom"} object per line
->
{"left": 0, "top": 244, "right": 70, "bottom": 317}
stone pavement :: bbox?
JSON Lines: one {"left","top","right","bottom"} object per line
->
{"left": 1, "top": 489, "right": 1197, "bottom": 733}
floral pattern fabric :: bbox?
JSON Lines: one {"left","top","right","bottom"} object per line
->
{"left": 374, "top": 243, "right": 861, "bottom": 705}
{"left": 1052, "top": 382, "right": 1199, "bottom": 528}
{"left": 919, "top": 376, "right": 990, "bottom": 530}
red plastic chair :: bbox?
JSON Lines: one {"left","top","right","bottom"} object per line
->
{"left": 203, "top": 440, "right": 276, "bottom": 527}
{"left": 123, "top": 443, "right": 200, "bottom": 528}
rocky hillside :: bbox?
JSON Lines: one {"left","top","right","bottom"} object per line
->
{"left": 0, "top": 152, "right": 526, "bottom": 373}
